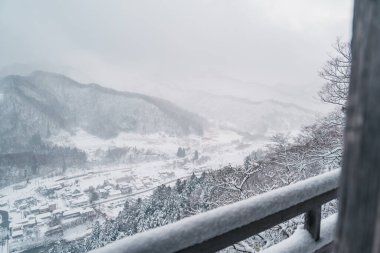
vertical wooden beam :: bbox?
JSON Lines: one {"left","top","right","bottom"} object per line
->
{"left": 304, "top": 207, "right": 321, "bottom": 241}
{"left": 335, "top": 0, "right": 380, "bottom": 252}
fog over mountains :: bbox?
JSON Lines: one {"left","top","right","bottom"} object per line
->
{"left": 153, "top": 88, "right": 317, "bottom": 135}
{"left": 0, "top": 71, "right": 204, "bottom": 152}
{"left": 0, "top": 70, "right": 318, "bottom": 154}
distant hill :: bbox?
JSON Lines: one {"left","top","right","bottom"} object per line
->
{"left": 155, "top": 89, "right": 318, "bottom": 136}
{"left": 118, "top": 74, "right": 319, "bottom": 136}
{"left": 0, "top": 71, "right": 205, "bottom": 152}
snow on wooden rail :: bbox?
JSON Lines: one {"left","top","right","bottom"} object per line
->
{"left": 261, "top": 214, "right": 338, "bottom": 253}
{"left": 90, "top": 170, "right": 340, "bottom": 253}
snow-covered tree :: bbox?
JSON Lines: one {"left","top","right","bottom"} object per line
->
{"left": 319, "top": 39, "right": 351, "bottom": 110}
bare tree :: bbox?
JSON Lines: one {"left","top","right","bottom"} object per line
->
{"left": 319, "top": 39, "right": 351, "bottom": 109}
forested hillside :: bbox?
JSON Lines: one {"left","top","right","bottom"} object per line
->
{"left": 0, "top": 71, "right": 205, "bottom": 153}
{"left": 0, "top": 136, "right": 87, "bottom": 188}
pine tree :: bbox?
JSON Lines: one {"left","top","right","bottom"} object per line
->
{"left": 177, "top": 147, "right": 186, "bottom": 158}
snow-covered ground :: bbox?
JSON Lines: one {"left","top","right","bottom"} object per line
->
{"left": 1, "top": 127, "right": 269, "bottom": 252}
{"left": 49, "top": 127, "right": 267, "bottom": 166}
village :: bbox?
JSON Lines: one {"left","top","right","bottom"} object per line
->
{"left": 0, "top": 129, "right": 262, "bottom": 252}
{"left": 0, "top": 163, "right": 182, "bottom": 252}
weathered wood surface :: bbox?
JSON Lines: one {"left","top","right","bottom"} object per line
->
{"left": 305, "top": 207, "right": 322, "bottom": 241}
{"left": 335, "top": 0, "right": 380, "bottom": 252}
{"left": 315, "top": 242, "right": 334, "bottom": 253}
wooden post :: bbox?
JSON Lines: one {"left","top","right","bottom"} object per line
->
{"left": 304, "top": 207, "right": 321, "bottom": 241}
{"left": 335, "top": 0, "right": 380, "bottom": 252}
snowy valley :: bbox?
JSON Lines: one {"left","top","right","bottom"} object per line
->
{"left": 0, "top": 1, "right": 355, "bottom": 252}
{"left": 0, "top": 71, "right": 319, "bottom": 253}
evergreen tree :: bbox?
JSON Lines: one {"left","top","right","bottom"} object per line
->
{"left": 176, "top": 147, "right": 186, "bottom": 158}
{"left": 193, "top": 150, "right": 199, "bottom": 161}
{"left": 31, "top": 154, "right": 38, "bottom": 175}
{"left": 29, "top": 133, "right": 43, "bottom": 148}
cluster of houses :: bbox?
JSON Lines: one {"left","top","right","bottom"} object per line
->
{"left": 4, "top": 168, "right": 179, "bottom": 244}
{"left": 114, "top": 173, "right": 164, "bottom": 191}
{"left": 8, "top": 183, "right": 97, "bottom": 242}
{"left": 10, "top": 201, "right": 96, "bottom": 241}
{"left": 96, "top": 179, "right": 130, "bottom": 199}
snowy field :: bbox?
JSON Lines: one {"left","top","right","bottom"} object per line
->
{"left": 49, "top": 127, "right": 268, "bottom": 166}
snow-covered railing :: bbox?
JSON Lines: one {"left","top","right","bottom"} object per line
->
{"left": 90, "top": 170, "right": 339, "bottom": 253}
{"left": 261, "top": 214, "right": 338, "bottom": 253}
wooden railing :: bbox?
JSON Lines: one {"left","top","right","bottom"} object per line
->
{"left": 90, "top": 170, "right": 339, "bottom": 253}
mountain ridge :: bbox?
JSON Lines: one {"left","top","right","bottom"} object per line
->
{"left": 0, "top": 71, "right": 205, "bottom": 152}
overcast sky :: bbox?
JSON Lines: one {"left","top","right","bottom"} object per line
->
{"left": 0, "top": 0, "right": 353, "bottom": 108}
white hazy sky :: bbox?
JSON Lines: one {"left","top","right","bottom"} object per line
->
{"left": 0, "top": 0, "right": 353, "bottom": 108}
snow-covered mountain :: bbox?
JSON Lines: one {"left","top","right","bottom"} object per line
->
{"left": 110, "top": 72, "right": 319, "bottom": 136}
{"left": 136, "top": 85, "right": 318, "bottom": 136}
{"left": 0, "top": 71, "right": 205, "bottom": 152}
{"left": 175, "top": 92, "right": 317, "bottom": 135}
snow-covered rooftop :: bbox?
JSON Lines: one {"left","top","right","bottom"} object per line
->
{"left": 36, "top": 212, "right": 51, "bottom": 220}
{"left": 63, "top": 208, "right": 82, "bottom": 216}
